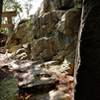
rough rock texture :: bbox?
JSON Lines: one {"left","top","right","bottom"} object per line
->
{"left": 57, "top": 8, "right": 81, "bottom": 37}
{"left": 32, "top": 11, "right": 65, "bottom": 39}
{"left": 31, "top": 7, "right": 81, "bottom": 64}
{"left": 6, "top": 19, "right": 33, "bottom": 53}
{"left": 4, "top": 0, "right": 81, "bottom": 99}
{"left": 9, "top": 60, "right": 56, "bottom": 88}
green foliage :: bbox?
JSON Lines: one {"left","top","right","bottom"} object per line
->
{"left": 0, "top": 77, "right": 17, "bottom": 100}
{"left": 3, "top": 0, "right": 22, "bottom": 13}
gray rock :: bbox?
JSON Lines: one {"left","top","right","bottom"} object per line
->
{"left": 57, "top": 8, "right": 81, "bottom": 37}
{"left": 52, "top": 0, "right": 74, "bottom": 10}
{"left": 32, "top": 11, "right": 64, "bottom": 39}
{"left": 10, "top": 60, "right": 56, "bottom": 88}
{"left": 31, "top": 37, "right": 57, "bottom": 61}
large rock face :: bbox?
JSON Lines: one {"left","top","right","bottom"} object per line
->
{"left": 32, "top": 11, "right": 65, "bottom": 39}
{"left": 6, "top": 0, "right": 81, "bottom": 74}
{"left": 31, "top": 37, "right": 57, "bottom": 61}
{"left": 57, "top": 8, "right": 81, "bottom": 37}
{"left": 5, "top": 0, "right": 81, "bottom": 99}
{"left": 31, "top": 7, "right": 81, "bottom": 64}
{"left": 1, "top": 0, "right": 81, "bottom": 100}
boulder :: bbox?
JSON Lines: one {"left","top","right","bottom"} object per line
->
{"left": 31, "top": 37, "right": 57, "bottom": 61}
{"left": 32, "top": 11, "right": 64, "bottom": 39}
{"left": 6, "top": 19, "right": 33, "bottom": 52}
{"left": 57, "top": 8, "right": 81, "bottom": 37}
{"left": 10, "top": 60, "right": 57, "bottom": 90}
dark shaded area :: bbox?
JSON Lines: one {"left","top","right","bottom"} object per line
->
{"left": 0, "top": 0, "right": 3, "bottom": 25}
{"left": 75, "top": 0, "right": 100, "bottom": 100}
{"left": 0, "top": 69, "right": 9, "bottom": 80}
{"left": 0, "top": 65, "right": 13, "bottom": 80}
{"left": 18, "top": 82, "right": 57, "bottom": 95}
{"left": 0, "top": 33, "right": 7, "bottom": 47}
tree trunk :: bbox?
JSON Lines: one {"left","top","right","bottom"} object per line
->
{"left": 0, "top": 0, "right": 3, "bottom": 25}
{"left": 75, "top": 0, "right": 100, "bottom": 100}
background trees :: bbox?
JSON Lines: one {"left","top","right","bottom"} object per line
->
{"left": 0, "top": 0, "right": 34, "bottom": 34}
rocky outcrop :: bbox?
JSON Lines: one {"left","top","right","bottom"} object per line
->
{"left": 57, "top": 8, "right": 81, "bottom": 37}
{"left": 4, "top": 0, "right": 81, "bottom": 99}
{"left": 6, "top": 19, "right": 33, "bottom": 53}
{"left": 31, "top": 8, "right": 81, "bottom": 64}
{"left": 32, "top": 11, "right": 65, "bottom": 39}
